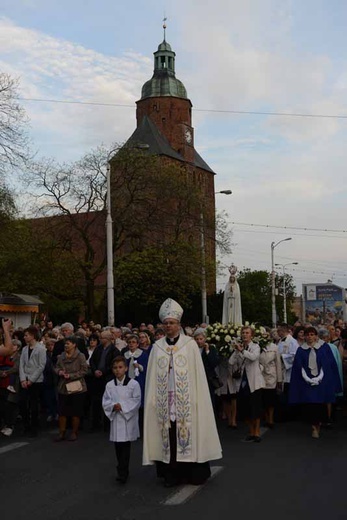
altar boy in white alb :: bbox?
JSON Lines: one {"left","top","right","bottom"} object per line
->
{"left": 102, "top": 356, "right": 141, "bottom": 484}
{"left": 143, "top": 298, "right": 222, "bottom": 487}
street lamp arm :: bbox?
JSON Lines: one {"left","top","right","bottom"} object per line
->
{"left": 215, "top": 190, "right": 232, "bottom": 195}
{"left": 272, "top": 237, "right": 292, "bottom": 250}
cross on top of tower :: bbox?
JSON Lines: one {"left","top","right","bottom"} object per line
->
{"left": 163, "top": 16, "right": 167, "bottom": 41}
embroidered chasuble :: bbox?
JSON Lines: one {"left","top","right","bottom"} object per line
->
{"left": 143, "top": 334, "right": 222, "bottom": 465}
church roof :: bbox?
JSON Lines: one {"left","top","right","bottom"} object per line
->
{"left": 140, "top": 38, "right": 188, "bottom": 100}
{"left": 157, "top": 40, "right": 172, "bottom": 52}
{"left": 123, "top": 115, "right": 215, "bottom": 174}
{"left": 141, "top": 72, "right": 187, "bottom": 99}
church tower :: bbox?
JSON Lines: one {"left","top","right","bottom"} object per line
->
{"left": 115, "top": 24, "right": 216, "bottom": 294}
{"left": 136, "top": 33, "right": 195, "bottom": 164}
{"left": 127, "top": 24, "right": 216, "bottom": 221}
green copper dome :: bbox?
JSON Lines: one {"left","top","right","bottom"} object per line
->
{"left": 141, "top": 39, "right": 188, "bottom": 100}
{"left": 157, "top": 41, "right": 172, "bottom": 52}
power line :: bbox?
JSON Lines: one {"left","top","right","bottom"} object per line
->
{"left": 290, "top": 267, "right": 347, "bottom": 277}
{"left": 19, "top": 97, "right": 134, "bottom": 108}
{"left": 218, "top": 259, "right": 344, "bottom": 277}
{"left": 18, "top": 97, "right": 347, "bottom": 120}
{"left": 233, "top": 228, "right": 347, "bottom": 240}
{"left": 230, "top": 221, "right": 347, "bottom": 234}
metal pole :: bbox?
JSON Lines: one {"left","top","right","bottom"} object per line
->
{"left": 200, "top": 210, "right": 208, "bottom": 324}
{"left": 271, "top": 242, "right": 276, "bottom": 327}
{"left": 283, "top": 266, "right": 287, "bottom": 323}
{"left": 106, "top": 164, "right": 115, "bottom": 326}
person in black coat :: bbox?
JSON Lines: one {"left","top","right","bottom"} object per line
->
{"left": 193, "top": 328, "right": 220, "bottom": 409}
{"left": 89, "top": 330, "right": 116, "bottom": 431}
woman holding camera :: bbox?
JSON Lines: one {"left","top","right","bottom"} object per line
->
{"left": 230, "top": 326, "right": 265, "bottom": 442}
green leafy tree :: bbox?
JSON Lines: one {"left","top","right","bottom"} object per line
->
{"left": 237, "top": 268, "right": 296, "bottom": 326}
{"left": 237, "top": 269, "right": 272, "bottom": 325}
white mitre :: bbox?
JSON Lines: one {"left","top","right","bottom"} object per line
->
{"left": 159, "top": 298, "right": 183, "bottom": 323}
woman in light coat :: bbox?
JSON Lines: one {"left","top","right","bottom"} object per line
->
{"left": 259, "top": 339, "right": 282, "bottom": 428}
{"left": 231, "top": 326, "right": 265, "bottom": 442}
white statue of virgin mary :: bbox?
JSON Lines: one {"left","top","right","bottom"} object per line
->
{"left": 222, "top": 264, "right": 243, "bottom": 326}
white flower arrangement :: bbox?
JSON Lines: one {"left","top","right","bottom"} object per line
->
{"left": 206, "top": 321, "right": 271, "bottom": 357}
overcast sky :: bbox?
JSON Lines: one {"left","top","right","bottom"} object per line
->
{"left": 1, "top": 0, "right": 347, "bottom": 295}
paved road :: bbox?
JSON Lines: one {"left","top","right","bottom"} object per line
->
{"left": 1, "top": 417, "right": 346, "bottom": 520}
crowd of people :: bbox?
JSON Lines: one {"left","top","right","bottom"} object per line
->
{"left": 0, "top": 308, "right": 346, "bottom": 486}
{"left": 0, "top": 319, "right": 164, "bottom": 440}
{"left": 214, "top": 320, "right": 344, "bottom": 441}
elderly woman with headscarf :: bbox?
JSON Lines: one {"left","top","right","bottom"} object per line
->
{"left": 289, "top": 326, "right": 341, "bottom": 439}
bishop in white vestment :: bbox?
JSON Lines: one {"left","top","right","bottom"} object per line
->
{"left": 143, "top": 299, "right": 222, "bottom": 487}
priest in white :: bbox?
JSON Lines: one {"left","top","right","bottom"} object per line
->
{"left": 143, "top": 298, "right": 222, "bottom": 487}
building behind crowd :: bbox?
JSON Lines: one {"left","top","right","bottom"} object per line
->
{"left": 24, "top": 29, "right": 217, "bottom": 322}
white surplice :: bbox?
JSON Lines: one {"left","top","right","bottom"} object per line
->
{"left": 277, "top": 335, "right": 299, "bottom": 383}
{"left": 102, "top": 378, "right": 141, "bottom": 442}
{"left": 143, "top": 334, "right": 222, "bottom": 465}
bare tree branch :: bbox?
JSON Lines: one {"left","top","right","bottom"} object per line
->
{"left": 0, "top": 73, "right": 30, "bottom": 176}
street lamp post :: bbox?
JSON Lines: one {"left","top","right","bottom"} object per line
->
{"left": 275, "top": 262, "right": 298, "bottom": 323}
{"left": 105, "top": 145, "right": 148, "bottom": 326}
{"left": 200, "top": 189, "right": 232, "bottom": 324}
{"left": 106, "top": 164, "right": 115, "bottom": 326}
{"left": 271, "top": 238, "right": 292, "bottom": 327}
{"left": 200, "top": 210, "right": 208, "bottom": 324}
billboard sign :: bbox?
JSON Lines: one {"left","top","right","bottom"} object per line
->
{"left": 302, "top": 283, "right": 346, "bottom": 325}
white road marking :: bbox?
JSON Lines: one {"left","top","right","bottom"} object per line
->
{"left": 0, "top": 442, "right": 29, "bottom": 455}
{"left": 163, "top": 465, "right": 224, "bottom": 506}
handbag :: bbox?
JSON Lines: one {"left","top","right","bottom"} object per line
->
{"left": 232, "top": 368, "right": 242, "bottom": 380}
{"left": 232, "top": 359, "right": 245, "bottom": 380}
{"left": 66, "top": 380, "right": 83, "bottom": 394}
{"left": 210, "top": 373, "right": 224, "bottom": 390}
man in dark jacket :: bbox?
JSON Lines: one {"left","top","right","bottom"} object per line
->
{"left": 89, "top": 329, "right": 116, "bottom": 431}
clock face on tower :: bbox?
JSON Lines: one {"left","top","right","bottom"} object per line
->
{"left": 184, "top": 128, "right": 192, "bottom": 144}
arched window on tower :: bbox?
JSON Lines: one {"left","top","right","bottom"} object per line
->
{"left": 161, "top": 56, "right": 166, "bottom": 68}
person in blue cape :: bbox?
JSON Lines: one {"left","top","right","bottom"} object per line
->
{"left": 289, "top": 326, "right": 342, "bottom": 439}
